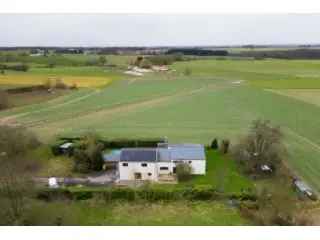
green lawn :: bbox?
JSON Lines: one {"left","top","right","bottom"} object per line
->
{"left": 188, "top": 150, "right": 253, "bottom": 193}
{"left": 27, "top": 200, "right": 250, "bottom": 226}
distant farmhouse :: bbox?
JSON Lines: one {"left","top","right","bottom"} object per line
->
{"left": 103, "top": 143, "right": 206, "bottom": 182}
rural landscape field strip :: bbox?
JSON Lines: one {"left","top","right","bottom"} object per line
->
{"left": 0, "top": 89, "right": 101, "bottom": 125}
{"left": 31, "top": 83, "right": 320, "bottom": 192}
{"left": 266, "top": 89, "right": 320, "bottom": 107}
{"left": 26, "top": 83, "right": 223, "bottom": 133}
{"left": 2, "top": 58, "right": 320, "bottom": 194}
{"left": 1, "top": 77, "right": 224, "bottom": 127}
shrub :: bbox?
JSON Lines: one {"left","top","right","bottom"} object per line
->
{"left": 73, "top": 133, "right": 105, "bottom": 173}
{"left": 0, "top": 90, "right": 9, "bottom": 110}
{"left": 6, "top": 64, "right": 29, "bottom": 72}
{"left": 43, "top": 79, "right": 52, "bottom": 89}
{"left": 70, "top": 83, "right": 78, "bottom": 90}
{"left": 183, "top": 67, "right": 192, "bottom": 76}
{"left": 140, "top": 59, "right": 152, "bottom": 69}
{"left": 134, "top": 56, "right": 144, "bottom": 66}
{"left": 0, "top": 125, "right": 40, "bottom": 157}
{"left": 211, "top": 138, "right": 219, "bottom": 150}
{"left": 72, "top": 191, "right": 93, "bottom": 200}
{"left": 110, "top": 188, "right": 136, "bottom": 201}
{"left": 186, "top": 185, "right": 217, "bottom": 200}
{"left": 36, "top": 185, "right": 257, "bottom": 203}
{"left": 98, "top": 56, "right": 107, "bottom": 65}
{"left": 221, "top": 139, "right": 230, "bottom": 154}
{"left": 47, "top": 62, "right": 56, "bottom": 68}
{"left": 55, "top": 79, "right": 68, "bottom": 89}
{"left": 176, "top": 163, "right": 192, "bottom": 182}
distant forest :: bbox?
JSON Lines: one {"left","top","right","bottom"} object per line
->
{"left": 233, "top": 49, "right": 320, "bottom": 59}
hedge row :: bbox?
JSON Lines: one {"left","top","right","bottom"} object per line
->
{"left": 37, "top": 185, "right": 256, "bottom": 202}
{"left": 51, "top": 137, "right": 166, "bottom": 156}
{"left": 0, "top": 63, "right": 29, "bottom": 72}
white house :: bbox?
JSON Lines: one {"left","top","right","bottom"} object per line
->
{"left": 104, "top": 144, "right": 206, "bottom": 182}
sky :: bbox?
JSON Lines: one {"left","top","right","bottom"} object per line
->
{"left": 1, "top": 14, "right": 320, "bottom": 47}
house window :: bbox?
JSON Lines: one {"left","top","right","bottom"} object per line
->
{"left": 134, "top": 172, "right": 142, "bottom": 180}
{"left": 160, "top": 167, "right": 169, "bottom": 171}
{"left": 122, "top": 163, "right": 128, "bottom": 167}
{"left": 148, "top": 173, "right": 152, "bottom": 176}
{"left": 141, "top": 163, "right": 147, "bottom": 167}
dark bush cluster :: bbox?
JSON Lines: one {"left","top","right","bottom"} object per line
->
{"left": 0, "top": 89, "right": 9, "bottom": 110}
{"left": 234, "top": 48, "right": 320, "bottom": 60}
{"left": 56, "top": 137, "right": 165, "bottom": 150}
{"left": 73, "top": 134, "right": 105, "bottom": 173}
{"left": 167, "top": 48, "right": 228, "bottom": 56}
{"left": 0, "top": 125, "right": 40, "bottom": 157}
{"left": 37, "top": 185, "right": 256, "bottom": 202}
{"left": 0, "top": 63, "right": 29, "bottom": 72}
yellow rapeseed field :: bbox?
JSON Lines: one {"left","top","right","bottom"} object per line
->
{"left": 0, "top": 74, "right": 112, "bottom": 88}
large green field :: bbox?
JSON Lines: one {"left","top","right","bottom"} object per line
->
{"left": 2, "top": 57, "right": 320, "bottom": 193}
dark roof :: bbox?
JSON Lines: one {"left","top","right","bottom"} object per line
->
{"left": 120, "top": 148, "right": 157, "bottom": 162}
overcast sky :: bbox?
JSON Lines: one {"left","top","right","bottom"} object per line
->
{"left": 1, "top": 14, "right": 320, "bottom": 46}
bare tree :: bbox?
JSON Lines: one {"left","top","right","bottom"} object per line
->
{"left": 0, "top": 126, "right": 40, "bottom": 224}
{"left": 0, "top": 154, "right": 35, "bottom": 224}
{"left": 233, "top": 120, "right": 285, "bottom": 174}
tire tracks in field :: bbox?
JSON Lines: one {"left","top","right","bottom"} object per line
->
{"left": 0, "top": 90, "right": 100, "bottom": 126}
{"left": 283, "top": 127, "right": 320, "bottom": 194}
{"left": 27, "top": 84, "right": 220, "bottom": 128}
{"left": 285, "top": 127, "right": 320, "bottom": 152}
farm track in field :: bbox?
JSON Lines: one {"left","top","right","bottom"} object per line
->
{"left": 23, "top": 83, "right": 224, "bottom": 128}
{"left": 286, "top": 127, "right": 320, "bottom": 153}
{"left": 0, "top": 90, "right": 100, "bottom": 126}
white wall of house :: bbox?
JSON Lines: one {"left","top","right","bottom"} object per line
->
{"left": 119, "top": 161, "right": 158, "bottom": 181}
{"left": 157, "top": 162, "right": 174, "bottom": 175}
{"left": 172, "top": 160, "right": 206, "bottom": 175}
{"left": 189, "top": 160, "right": 206, "bottom": 175}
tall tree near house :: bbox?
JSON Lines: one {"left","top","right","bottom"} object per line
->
{"left": 221, "top": 139, "right": 230, "bottom": 154}
{"left": 233, "top": 119, "right": 285, "bottom": 174}
{"left": 73, "top": 132, "right": 104, "bottom": 173}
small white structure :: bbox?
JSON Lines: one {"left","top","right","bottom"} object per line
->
{"left": 48, "top": 177, "right": 59, "bottom": 188}
{"left": 116, "top": 144, "right": 206, "bottom": 181}
{"left": 152, "top": 65, "right": 169, "bottom": 72}
{"left": 260, "top": 164, "right": 272, "bottom": 173}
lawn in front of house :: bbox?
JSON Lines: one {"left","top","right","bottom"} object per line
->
{"left": 185, "top": 150, "right": 254, "bottom": 193}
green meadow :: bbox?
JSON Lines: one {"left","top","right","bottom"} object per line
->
{"left": 26, "top": 200, "right": 250, "bottom": 226}
{"left": 2, "top": 57, "right": 320, "bottom": 193}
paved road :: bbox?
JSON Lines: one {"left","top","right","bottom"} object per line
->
{"left": 34, "top": 170, "right": 117, "bottom": 187}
